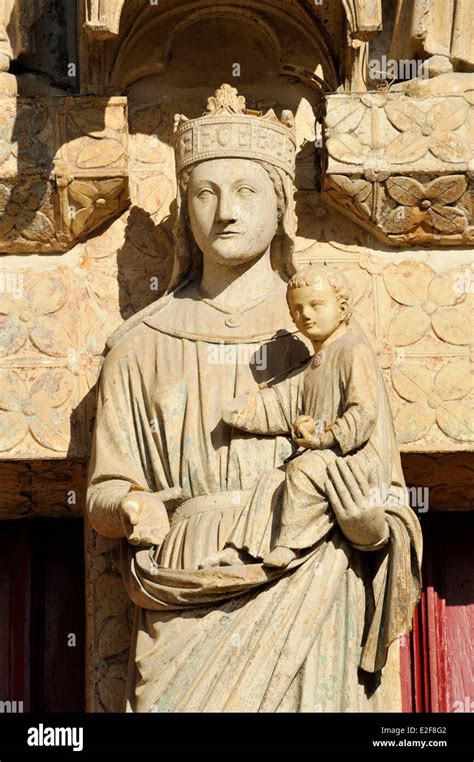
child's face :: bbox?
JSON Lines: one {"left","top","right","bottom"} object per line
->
{"left": 288, "top": 281, "right": 345, "bottom": 341}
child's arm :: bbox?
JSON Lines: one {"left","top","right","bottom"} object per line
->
{"left": 223, "top": 387, "right": 290, "bottom": 435}
{"left": 328, "top": 341, "right": 379, "bottom": 454}
{"left": 223, "top": 368, "right": 303, "bottom": 435}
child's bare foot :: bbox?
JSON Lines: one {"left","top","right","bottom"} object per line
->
{"left": 198, "top": 547, "right": 247, "bottom": 569}
{"left": 263, "top": 546, "right": 298, "bottom": 568}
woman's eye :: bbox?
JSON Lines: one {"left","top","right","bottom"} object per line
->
{"left": 238, "top": 186, "right": 255, "bottom": 196}
{"left": 197, "top": 189, "right": 213, "bottom": 199}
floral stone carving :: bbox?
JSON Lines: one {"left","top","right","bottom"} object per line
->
{"left": 0, "top": 95, "right": 129, "bottom": 252}
{"left": 323, "top": 93, "right": 473, "bottom": 245}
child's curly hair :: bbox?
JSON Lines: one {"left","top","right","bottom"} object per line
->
{"left": 286, "top": 263, "right": 354, "bottom": 324}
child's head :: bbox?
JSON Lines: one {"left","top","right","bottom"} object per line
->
{"left": 286, "top": 264, "right": 353, "bottom": 342}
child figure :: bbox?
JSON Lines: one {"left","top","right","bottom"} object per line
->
{"left": 201, "top": 264, "right": 391, "bottom": 569}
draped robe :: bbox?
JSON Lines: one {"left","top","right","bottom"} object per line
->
{"left": 87, "top": 279, "right": 422, "bottom": 712}
{"left": 390, "top": 0, "right": 474, "bottom": 69}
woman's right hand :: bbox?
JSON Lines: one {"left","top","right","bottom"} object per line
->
{"left": 119, "top": 491, "right": 172, "bottom": 546}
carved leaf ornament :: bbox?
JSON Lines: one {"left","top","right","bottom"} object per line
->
{"left": 67, "top": 178, "right": 125, "bottom": 237}
{"left": 0, "top": 370, "right": 72, "bottom": 452}
{"left": 385, "top": 263, "right": 473, "bottom": 346}
{"left": 326, "top": 97, "right": 470, "bottom": 166}
{"left": 385, "top": 175, "right": 468, "bottom": 234}
{"left": 385, "top": 98, "right": 470, "bottom": 164}
{"left": 392, "top": 360, "right": 474, "bottom": 443}
{"left": 0, "top": 275, "right": 70, "bottom": 357}
{"left": 325, "top": 103, "right": 366, "bottom": 165}
{"left": 68, "top": 109, "right": 125, "bottom": 169}
{"left": 0, "top": 180, "right": 53, "bottom": 240}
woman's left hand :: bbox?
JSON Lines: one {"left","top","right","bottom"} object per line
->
{"left": 325, "top": 458, "right": 389, "bottom": 549}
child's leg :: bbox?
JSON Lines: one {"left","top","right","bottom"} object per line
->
{"left": 267, "top": 449, "right": 337, "bottom": 561}
{"left": 198, "top": 468, "right": 286, "bottom": 567}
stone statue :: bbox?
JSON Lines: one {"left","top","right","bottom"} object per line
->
{"left": 87, "top": 84, "right": 422, "bottom": 712}
{"left": 203, "top": 264, "right": 396, "bottom": 570}
{"left": 390, "top": 0, "right": 474, "bottom": 78}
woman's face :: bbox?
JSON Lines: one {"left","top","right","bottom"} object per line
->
{"left": 187, "top": 158, "right": 279, "bottom": 267}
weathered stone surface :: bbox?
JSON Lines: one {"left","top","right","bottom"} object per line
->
{"left": 0, "top": 460, "right": 85, "bottom": 518}
{"left": 0, "top": 96, "right": 129, "bottom": 252}
{"left": 323, "top": 93, "right": 473, "bottom": 245}
{"left": 0, "top": 0, "right": 471, "bottom": 719}
{"left": 389, "top": 0, "right": 473, "bottom": 74}
{"left": 84, "top": 83, "right": 422, "bottom": 715}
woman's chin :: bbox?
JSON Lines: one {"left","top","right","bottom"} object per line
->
{"left": 207, "top": 246, "right": 267, "bottom": 266}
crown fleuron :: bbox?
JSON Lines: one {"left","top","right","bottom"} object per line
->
{"left": 174, "top": 84, "right": 296, "bottom": 178}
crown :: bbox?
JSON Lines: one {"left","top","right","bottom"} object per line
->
{"left": 174, "top": 84, "right": 296, "bottom": 179}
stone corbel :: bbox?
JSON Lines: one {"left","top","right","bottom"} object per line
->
{"left": 322, "top": 92, "right": 473, "bottom": 245}
{"left": 0, "top": 95, "right": 129, "bottom": 252}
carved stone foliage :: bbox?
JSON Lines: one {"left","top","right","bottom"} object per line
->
{"left": 0, "top": 96, "right": 129, "bottom": 252}
{"left": 86, "top": 527, "right": 132, "bottom": 713}
{"left": 323, "top": 93, "right": 473, "bottom": 245}
{"left": 1, "top": 236, "right": 472, "bottom": 460}
{"left": 0, "top": 267, "right": 91, "bottom": 458}
{"left": 0, "top": 200, "right": 173, "bottom": 459}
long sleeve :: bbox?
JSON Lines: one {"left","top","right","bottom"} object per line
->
{"left": 87, "top": 345, "right": 154, "bottom": 538}
{"left": 329, "top": 341, "right": 379, "bottom": 455}
{"left": 222, "top": 364, "right": 305, "bottom": 435}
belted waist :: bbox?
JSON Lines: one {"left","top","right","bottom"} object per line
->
{"left": 170, "top": 489, "right": 252, "bottom": 526}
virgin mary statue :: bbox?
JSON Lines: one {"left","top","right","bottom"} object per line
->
{"left": 87, "top": 84, "right": 422, "bottom": 712}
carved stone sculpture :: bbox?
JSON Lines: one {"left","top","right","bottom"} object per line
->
{"left": 390, "top": 0, "right": 474, "bottom": 76}
{"left": 87, "top": 85, "right": 422, "bottom": 712}
{"left": 203, "top": 264, "right": 400, "bottom": 570}
{"left": 323, "top": 92, "right": 473, "bottom": 246}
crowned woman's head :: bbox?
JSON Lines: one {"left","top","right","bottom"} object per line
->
{"left": 168, "top": 84, "right": 298, "bottom": 292}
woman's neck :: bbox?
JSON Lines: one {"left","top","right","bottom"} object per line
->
{"left": 199, "top": 249, "right": 280, "bottom": 312}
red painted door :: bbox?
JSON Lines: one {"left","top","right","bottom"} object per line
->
{"left": 400, "top": 512, "right": 474, "bottom": 712}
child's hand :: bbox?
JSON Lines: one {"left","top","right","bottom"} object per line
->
{"left": 291, "top": 415, "right": 315, "bottom": 445}
{"left": 291, "top": 416, "right": 336, "bottom": 450}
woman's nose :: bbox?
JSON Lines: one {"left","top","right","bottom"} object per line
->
{"left": 216, "top": 192, "right": 238, "bottom": 223}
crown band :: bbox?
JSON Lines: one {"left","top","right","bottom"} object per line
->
{"left": 174, "top": 85, "right": 296, "bottom": 179}
{"left": 175, "top": 84, "right": 296, "bottom": 180}
{"left": 175, "top": 115, "right": 296, "bottom": 178}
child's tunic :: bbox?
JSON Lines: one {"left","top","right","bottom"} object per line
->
{"left": 224, "top": 331, "right": 397, "bottom": 554}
